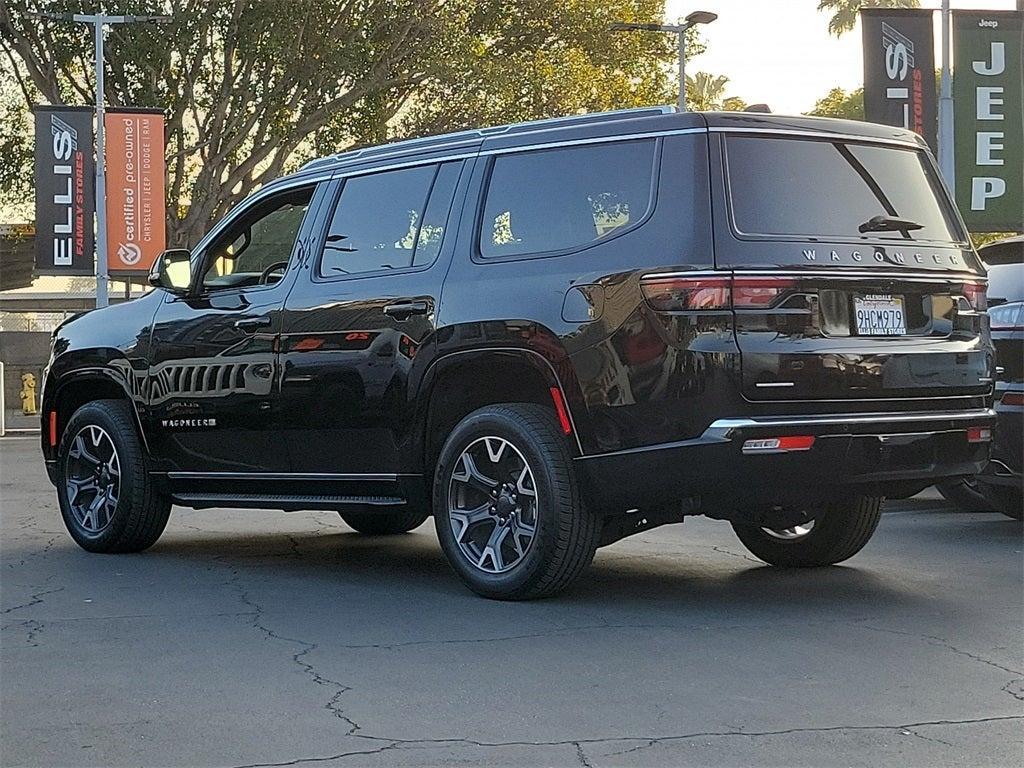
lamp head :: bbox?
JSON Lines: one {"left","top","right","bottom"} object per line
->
{"left": 685, "top": 11, "right": 718, "bottom": 25}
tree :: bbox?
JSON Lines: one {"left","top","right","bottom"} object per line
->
{"left": 0, "top": 0, "right": 680, "bottom": 246}
{"left": 818, "top": 0, "right": 920, "bottom": 37}
{"left": 684, "top": 71, "right": 745, "bottom": 112}
{"left": 808, "top": 86, "right": 864, "bottom": 120}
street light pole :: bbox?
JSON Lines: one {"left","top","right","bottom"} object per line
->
{"left": 24, "top": 11, "right": 170, "bottom": 309}
{"left": 610, "top": 11, "right": 718, "bottom": 113}
{"left": 938, "top": 0, "right": 955, "bottom": 188}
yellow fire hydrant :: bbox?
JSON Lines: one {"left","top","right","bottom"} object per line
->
{"left": 20, "top": 372, "right": 37, "bottom": 415}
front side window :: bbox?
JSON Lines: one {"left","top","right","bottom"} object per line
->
{"left": 479, "top": 139, "right": 657, "bottom": 259}
{"left": 201, "top": 186, "right": 313, "bottom": 291}
{"left": 725, "top": 136, "right": 963, "bottom": 243}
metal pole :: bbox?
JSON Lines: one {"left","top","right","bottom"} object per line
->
{"left": 678, "top": 28, "right": 687, "bottom": 112}
{"left": 93, "top": 18, "right": 109, "bottom": 309}
{"left": 938, "top": 0, "right": 955, "bottom": 188}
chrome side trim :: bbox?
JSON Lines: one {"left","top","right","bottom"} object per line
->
{"left": 643, "top": 268, "right": 984, "bottom": 283}
{"left": 709, "top": 126, "right": 922, "bottom": 149}
{"left": 482, "top": 127, "right": 704, "bottom": 156}
{"left": 704, "top": 408, "right": 997, "bottom": 440}
{"left": 165, "top": 472, "right": 413, "bottom": 481}
{"left": 755, "top": 382, "right": 795, "bottom": 388}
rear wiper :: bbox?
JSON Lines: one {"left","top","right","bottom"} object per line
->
{"left": 858, "top": 214, "right": 925, "bottom": 233}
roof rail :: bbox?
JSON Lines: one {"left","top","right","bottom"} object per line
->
{"left": 300, "top": 105, "right": 676, "bottom": 172}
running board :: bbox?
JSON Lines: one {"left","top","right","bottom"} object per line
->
{"left": 170, "top": 493, "right": 406, "bottom": 511}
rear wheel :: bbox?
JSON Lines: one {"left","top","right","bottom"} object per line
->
{"left": 433, "top": 404, "right": 599, "bottom": 600}
{"left": 731, "top": 496, "right": 882, "bottom": 567}
{"left": 338, "top": 509, "right": 429, "bottom": 534}
{"left": 56, "top": 399, "right": 171, "bottom": 553}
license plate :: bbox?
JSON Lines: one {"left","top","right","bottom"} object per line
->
{"left": 854, "top": 294, "right": 906, "bottom": 336}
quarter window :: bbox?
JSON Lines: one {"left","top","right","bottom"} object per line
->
{"left": 479, "top": 139, "right": 657, "bottom": 259}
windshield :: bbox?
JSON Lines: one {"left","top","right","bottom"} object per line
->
{"left": 725, "top": 136, "right": 964, "bottom": 244}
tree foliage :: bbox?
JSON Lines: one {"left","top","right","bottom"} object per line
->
{"left": 818, "top": 0, "right": 920, "bottom": 37}
{"left": 684, "top": 72, "right": 745, "bottom": 112}
{"left": 0, "top": 0, "right": 681, "bottom": 245}
{"left": 807, "top": 86, "right": 864, "bottom": 120}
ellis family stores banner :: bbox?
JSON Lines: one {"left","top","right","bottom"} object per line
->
{"left": 34, "top": 106, "right": 165, "bottom": 276}
{"left": 863, "top": 7, "right": 1023, "bottom": 232}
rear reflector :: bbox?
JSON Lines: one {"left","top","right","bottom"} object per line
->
{"left": 1001, "top": 391, "right": 1024, "bottom": 407}
{"left": 967, "top": 426, "right": 992, "bottom": 443}
{"left": 49, "top": 411, "right": 57, "bottom": 447}
{"left": 742, "top": 435, "right": 816, "bottom": 454}
{"left": 641, "top": 274, "right": 797, "bottom": 311}
{"left": 549, "top": 387, "right": 572, "bottom": 435}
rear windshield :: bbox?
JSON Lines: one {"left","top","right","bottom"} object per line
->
{"left": 725, "top": 136, "right": 964, "bottom": 244}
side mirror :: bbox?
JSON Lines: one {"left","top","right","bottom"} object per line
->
{"left": 149, "top": 249, "right": 193, "bottom": 294}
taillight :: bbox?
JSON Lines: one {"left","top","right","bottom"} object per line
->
{"left": 1000, "top": 391, "right": 1024, "bottom": 407}
{"left": 640, "top": 276, "right": 730, "bottom": 311}
{"left": 640, "top": 274, "right": 797, "bottom": 311}
{"left": 732, "top": 277, "right": 797, "bottom": 308}
{"left": 961, "top": 281, "right": 987, "bottom": 311}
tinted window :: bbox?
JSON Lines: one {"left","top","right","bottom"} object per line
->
{"left": 726, "top": 136, "right": 962, "bottom": 243}
{"left": 320, "top": 165, "right": 437, "bottom": 276}
{"left": 413, "top": 162, "right": 462, "bottom": 267}
{"left": 202, "top": 186, "right": 313, "bottom": 290}
{"left": 479, "top": 139, "right": 656, "bottom": 258}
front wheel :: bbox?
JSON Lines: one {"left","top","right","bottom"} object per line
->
{"left": 433, "top": 404, "right": 599, "bottom": 600}
{"left": 56, "top": 399, "right": 171, "bottom": 553}
{"left": 731, "top": 496, "right": 883, "bottom": 567}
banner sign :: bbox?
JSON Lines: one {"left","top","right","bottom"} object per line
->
{"left": 33, "top": 106, "right": 95, "bottom": 276}
{"left": 104, "top": 108, "right": 167, "bottom": 273}
{"left": 953, "top": 11, "right": 1024, "bottom": 233}
{"left": 861, "top": 8, "right": 937, "bottom": 151}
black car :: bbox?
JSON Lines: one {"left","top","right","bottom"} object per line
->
{"left": 40, "top": 109, "right": 996, "bottom": 599}
{"left": 939, "top": 249, "right": 1022, "bottom": 519}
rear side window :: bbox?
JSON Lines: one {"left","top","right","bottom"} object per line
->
{"left": 725, "top": 136, "right": 963, "bottom": 243}
{"left": 479, "top": 139, "right": 657, "bottom": 258}
{"left": 319, "top": 161, "right": 461, "bottom": 277}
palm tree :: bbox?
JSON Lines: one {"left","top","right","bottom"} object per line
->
{"left": 685, "top": 72, "right": 746, "bottom": 112}
{"left": 818, "top": 0, "right": 921, "bottom": 36}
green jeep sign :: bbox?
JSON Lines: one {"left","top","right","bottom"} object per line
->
{"left": 953, "top": 11, "right": 1024, "bottom": 232}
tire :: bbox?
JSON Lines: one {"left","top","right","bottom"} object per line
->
{"left": 433, "top": 403, "right": 599, "bottom": 600}
{"left": 979, "top": 485, "right": 1023, "bottom": 521}
{"left": 936, "top": 478, "right": 992, "bottom": 512}
{"left": 56, "top": 399, "right": 171, "bottom": 553}
{"left": 339, "top": 509, "right": 429, "bottom": 534}
{"left": 731, "top": 496, "right": 883, "bottom": 567}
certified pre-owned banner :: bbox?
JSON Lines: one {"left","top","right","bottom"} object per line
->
{"left": 104, "top": 108, "right": 166, "bottom": 274}
{"left": 33, "top": 106, "right": 95, "bottom": 276}
{"left": 861, "top": 8, "right": 937, "bottom": 151}
{"left": 954, "top": 11, "right": 1024, "bottom": 232}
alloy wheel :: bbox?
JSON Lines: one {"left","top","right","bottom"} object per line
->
{"left": 448, "top": 436, "right": 538, "bottom": 574}
{"left": 762, "top": 520, "right": 816, "bottom": 540}
{"left": 64, "top": 425, "right": 121, "bottom": 535}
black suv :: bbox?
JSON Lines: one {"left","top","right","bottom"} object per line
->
{"left": 41, "top": 108, "right": 995, "bottom": 599}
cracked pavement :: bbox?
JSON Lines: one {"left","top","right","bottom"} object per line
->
{"left": 2, "top": 435, "right": 1022, "bottom": 767}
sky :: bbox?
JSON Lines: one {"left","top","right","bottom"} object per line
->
{"left": 665, "top": 0, "right": 1020, "bottom": 114}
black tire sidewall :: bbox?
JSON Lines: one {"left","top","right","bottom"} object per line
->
{"left": 433, "top": 407, "right": 570, "bottom": 598}
{"left": 56, "top": 401, "right": 145, "bottom": 552}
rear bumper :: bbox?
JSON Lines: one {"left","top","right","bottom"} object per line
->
{"left": 576, "top": 408, "right": 995, "bottom": 513}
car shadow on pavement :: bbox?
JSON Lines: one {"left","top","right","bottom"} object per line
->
{"left": 142, "top": 521, "right": 936, "bottom": 622}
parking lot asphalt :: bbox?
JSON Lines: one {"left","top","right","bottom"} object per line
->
{"left": 1, "top": 434, "right": 1022, "bottom": 768}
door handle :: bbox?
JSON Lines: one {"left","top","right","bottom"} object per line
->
{"left": 383, "top": 300, "right": 429, "bottom": 319}
{"left": 234, "top": 316, "right": 271, "bottom": 332}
